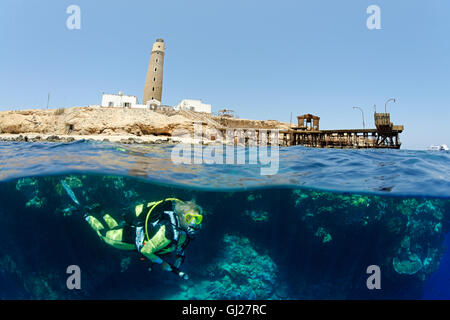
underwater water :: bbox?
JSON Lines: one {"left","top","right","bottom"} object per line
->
{"left": 0, "top": 141, "right": 449, "bottom": 299}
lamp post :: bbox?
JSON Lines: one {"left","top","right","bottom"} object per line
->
{"left": 385, "top": 98, "right": 396, "bottom": 113}
{"left": 353, "top": 107, "right": 365, "bottom": 129}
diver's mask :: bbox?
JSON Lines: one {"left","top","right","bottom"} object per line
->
{"left": 184, "top": 211, "right": 203, "bottom": 237}
{"left": 184, "top": 212, "right": 203, "bottom": 225}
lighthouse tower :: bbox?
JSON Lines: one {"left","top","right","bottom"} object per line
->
{"left": 143, "top": 38, "right": 165, "bottom": 105}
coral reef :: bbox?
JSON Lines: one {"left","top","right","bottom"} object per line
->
{"left": 16, "top": 178, "right": 45, "bottom": 208}
{"left": 170, "top": 234, "right": 279, "bottom": 300}
{"left": 25, "top": 195, "right": 44, "bottom": 208}
{"left": 0, "top": 255, "right": 59, "bottom": 299}
{"left": 315, "top": 227, "right": 332, "bottom": 243}
{"left": 243, "top": 209, "right": 269, "bottom": 222}
{"left": 120, "top": 257, "right": 131, "bottom": 273}
{"left": 1, "top": 174, "right": 448, "bottom": 299}
{"left": 63, "top": 176, "right": 83, "bottom": 189}
{"left": 240, "top": 193, "right": 269, "bottom": 222}
{"left": 393, "top": 255, "right": 423, "bottom": 275}
{"left": 291, "top": 189, "right": 449, "bottom": 282}
{"left": 391, "top": 200, "right": 446, "bottom": 279}
{"left": 15, "top": 178, "right": 38, "bottom": 191}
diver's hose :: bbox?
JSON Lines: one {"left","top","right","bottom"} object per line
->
{"left": 144, "top": 198, "right": 183, "bottom": 241}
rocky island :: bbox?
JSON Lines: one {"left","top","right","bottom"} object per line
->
{"left": 0, "top": 106, "right": 291, "bottom": 144}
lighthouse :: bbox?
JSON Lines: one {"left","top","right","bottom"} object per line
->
{"left": 143, "top": 38, "right": 165, "bottom": 105}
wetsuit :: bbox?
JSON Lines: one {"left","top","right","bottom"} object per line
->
{"left": 85, "top": 200, "right": 190, "bottom": 266}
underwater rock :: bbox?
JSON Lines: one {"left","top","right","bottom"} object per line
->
{"left": 395, "top": 200, "right": 446, "bottom": 278}
{"left": 291, "top": 189, "right": 448, "bottom": 283}
{"left": 16, "top": 178, "right": 44, "bottom": 208}
{"left": 171, "top": 234, "right": 278, "bottom": 300}
{"left": 400, "top": 236, "right": 410, "bottom": 250}
{"left": 416, "top": 201, "right": 443, "bottom": 221}
{"left": 124, "top": 189, "right": 138, "bottom": 199}
{"left": 62, "top": 176, "right": 83, "bottom": 189}
{"left": 15, "top": 178, "right": 37, "bottom": 191}
{"left": 393, "top": 254, "right": 423, "bottom": 275}
{"left": 102, "top": 176, "right": 126, "bottom": 190}
{"left": 292, "top": 190, "right": 308, "bottom": 206}
{"left": 385, "top": 216, "right": 404, "bottom": 235}
{"left": 237, "top": 192, "right": 270, "bottom": 222}
{"left": 25, "top": 195, "right": 44, "bottom": 208}
{"left": 350, "top": 195, "right": 371, "bottom": 208}
{"left": 243, "top": 209, "right": 269, "bottom": 222}
{"left": 58, "top": 205, "right": 78, "bottom": 217}
{"left": 0, "top": 255, "right": 59, "bottom": 299}
{"left": 120, "top": 257, "right": 131, "bottom": 273}
{"left": 208, "top": 234, "right": 278, "bottom": 299}
{"left": 274, "top": 283, "right": 290, "bottom": 299}
{"left": 314, "top": 227, "right": 332, "bottom": 244}
{"left": 0, "top": 255, "right": 17, "bottom": 274}
{"left": 434, "top": 223, "right": 442, "bottom": 233}
{"left": 23, "top": 274, "right": 59, "bottom": 299}
{"left": 247, "top": 193, "right": 262, "bottom": 202}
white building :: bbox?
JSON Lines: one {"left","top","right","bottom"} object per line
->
{"left": 175, "top": 99, "right": 211, "bottom": 113}
{"left": 102, "top": 92, "right": 138, "bottom": 108}
{"left": 101, "top": 92, "right": 168, "bottom": 110}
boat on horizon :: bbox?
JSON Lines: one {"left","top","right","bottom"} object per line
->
{"left": 428, "top": 144, "right": 449, "bottom": 151}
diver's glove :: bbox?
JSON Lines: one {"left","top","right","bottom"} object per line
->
{"left": 168, "top": 264, "right": 189, "bottom": 280}
{"left": 178, "top": 272, "right": 189, "bottom": 280}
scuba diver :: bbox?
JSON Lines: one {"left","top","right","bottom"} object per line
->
{"left": 61, "top": 180, "right": 202, "bottom": 280}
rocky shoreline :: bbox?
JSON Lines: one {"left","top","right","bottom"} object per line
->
{"left": 0, "top": 106, "right": 291, "bottom": 145}
{"left": 0, "top": 133, "right": 179, "bottom": 145}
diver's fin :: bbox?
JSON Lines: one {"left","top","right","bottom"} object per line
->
{"left": 61, "top": 180, "right": 80, "bottom": 206}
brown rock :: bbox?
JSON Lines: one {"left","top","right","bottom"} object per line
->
{"left": 0, "top": 107, "right": 290, "bottom": 142}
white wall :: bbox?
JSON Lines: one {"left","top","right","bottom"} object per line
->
{"left": 132, "top": 104, "right": 149, "bottom": 109}
{"left": 146, "top": 99, "right": 161, "bottom": 107}
{"left": 175, "top": 99, "right": 211, "bottom": 113}
{"left": 102, "top": 93, "right": 138, "bottom": 108}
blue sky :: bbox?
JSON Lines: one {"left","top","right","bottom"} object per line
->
{"left": 0, "top": 0, "right": 448, "bottom": 149}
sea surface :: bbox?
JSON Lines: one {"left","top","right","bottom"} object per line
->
{"left": 0, "top": 140, "right": 449, "bottom": 299}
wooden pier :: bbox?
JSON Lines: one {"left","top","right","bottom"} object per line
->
{"left": 288, "top": 112, "right": 404, "bottom": 149}
{"left": 217, "top": 112, "right": 404, "bottom": 149}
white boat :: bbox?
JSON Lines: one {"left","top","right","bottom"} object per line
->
{"left": 428, "top": 144, "right": 449, "bottom": 151}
